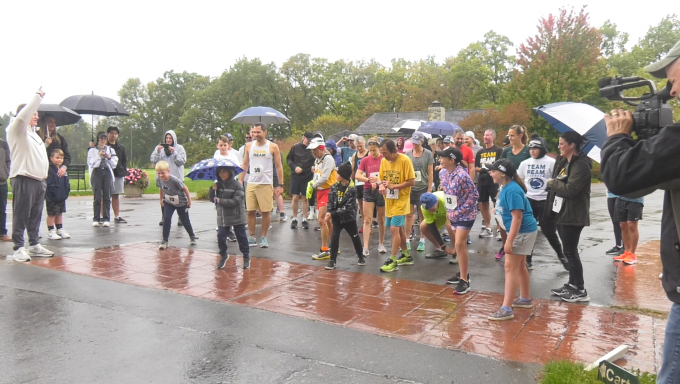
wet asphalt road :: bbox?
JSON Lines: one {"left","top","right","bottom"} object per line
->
{"left": 0, "top": 183, "right": 665, "bottom": 383}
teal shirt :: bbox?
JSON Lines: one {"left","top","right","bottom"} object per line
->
{"left": 501, "top": 145, "right": 531, "bottom": 169}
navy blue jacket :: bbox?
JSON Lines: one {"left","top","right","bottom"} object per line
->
{"left": 46, "top": 164, "right": 71, "bottom": 202}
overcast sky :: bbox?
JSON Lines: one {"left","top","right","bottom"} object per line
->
{"left": 1, "top": 0, "right": 673, "bottom": 115}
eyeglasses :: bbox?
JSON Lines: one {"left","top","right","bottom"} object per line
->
{"left": 246, "top": 137, "right": 252, "bottom": 140}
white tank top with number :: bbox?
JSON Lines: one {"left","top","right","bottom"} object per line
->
{"left": 248, "top": 140, "right": 273, "bottom": 184}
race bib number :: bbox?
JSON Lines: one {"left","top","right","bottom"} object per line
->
{"left": 369, "top": 172, "right": 379, "bottom": 180}
{"left": 386, "top": 188, "right": 399, "bottom": 200}
{"left": 414, "top": 171, "right": 422, "bottom": 182}
{"left": 552, "top": 196, "right": 564, "bottom": 213}
{"left": 355, "top": 181, "right": 365, "bottom": 186}
{"left": 444, "top": 194, "right": 457, "bottom": 209}
{"left": 164, "top": 194, "right": 180, "bottom": 205}
{"left": 252, "top": 166, "right": 263, "bottom": 177}
{"left": 494, "top": 206, "right": 506, "bottom": 230}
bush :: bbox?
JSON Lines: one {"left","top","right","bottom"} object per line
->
{"left": 195, "top": 187, "right": 210, "bottom": 201}
{"left": 538, "top": 361, "right": 656, "bottom": 384}
{"left": 591, "top": 161, "right": 601, "bottom": 181}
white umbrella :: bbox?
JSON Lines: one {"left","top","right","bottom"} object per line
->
{"left": 391, "top": 119, "right": 425, "bottom": 134}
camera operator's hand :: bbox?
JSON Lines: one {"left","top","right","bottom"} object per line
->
{"left": 604, "top": 109, "right": 634, "bottom": 137}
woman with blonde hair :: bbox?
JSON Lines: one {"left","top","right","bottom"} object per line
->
{"left": 500, "top": 125, "right": 530, "bottom": 168}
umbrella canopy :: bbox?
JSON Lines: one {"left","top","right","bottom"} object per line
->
{"left": 391, "top": 119, "right": 425, "bottom": 134}
{"left": 38, "top": 104, "right": 81, "bottom": 126}
{"left": 231, "top": 106, "right": 289, "bottom": 125}
{"left": 533, "top": 102, "right": 607, "bottom": 163}
{"left": 185, "top": 158, "right": 244, "bottom": 181}
{"left": 418, "top": 121, "right": 460, "bottom": 136}
{"left": 60, "top": 94, "right": 129, "bottom": 117}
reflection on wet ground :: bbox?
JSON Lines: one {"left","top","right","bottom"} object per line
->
{"left": 614, "top": 240, "right": 669, "bottom": 312}
{"left": 29, "top": 241, "right": 664, "bottom": 373}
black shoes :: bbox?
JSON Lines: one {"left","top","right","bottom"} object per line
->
{"left": 217, "top": 254, "right": 230, "bottom": 269}
{"left": 605, "top": 246, "right": 624, "bottom": 255}
{"left": 358, "top": 255, "right": 366, "bottom": 266}
{"left": 290, "top": 219, "right": 298, "bottom": 229}
{"left": 243, "top": 258, "right": 250, "bottom": 269}
{"left": 301, "top": 220, "right": 309, "bottom": 229}
{"left": 114, "top": 217, "right": 127, "bottom": 223}
{"left": 446, "top": 272, "right": 470, "bottom": 285}
{"left": 227, "top": 233, "right": 237, "bottom": 242}
{"left": 325, "top": 260, "right": 336, "bottom": 270}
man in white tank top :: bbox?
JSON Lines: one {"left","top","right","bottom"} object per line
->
{"left": 239, "top": 123, "right": 284, "bottom": 249}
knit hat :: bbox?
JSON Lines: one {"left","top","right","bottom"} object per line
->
{"left": 337, "top": 161, "right": 353, "bottom": 181}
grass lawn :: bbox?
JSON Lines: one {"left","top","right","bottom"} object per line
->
{"left": 539, "top": 361, "right": 656, "bottom": 383}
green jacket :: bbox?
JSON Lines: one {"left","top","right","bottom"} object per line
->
{"left": 545, "top": 152, "right": 592, "bottom": 227}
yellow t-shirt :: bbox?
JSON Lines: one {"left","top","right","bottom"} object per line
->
{"left": 379, "top": 153, "right": 415, "bottom": 217}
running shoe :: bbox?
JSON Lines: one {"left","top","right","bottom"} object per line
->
{"left": 314, "top": 226, "right": 321, "bottom": 231}
{"left": 526, "top": 262, "right": 534, "bottom": 270}
{"left": 449, "top": 255, "right": 458, "bottom": 264}
{"left": 479, "top": 228, "right": 493, "bottom": 238}
{"left": 551, "top": 283, "right": 570, "bottom": 296}
{"left": 47, "top": 229, "right": 62, "bottom": 240}
{"left": 560, "top": 286, "right": 590, "bottom": 302}
{"left": 28, "top": 244, "right": 54, "bottom": 257}
{"left": 511, "top": 298, "right": 533, "bottom": 309}
{"left": 372, "top": 220, "right": 379, "bottom": 229}
{"left": 243, "top": 258, "right": 251, "bottom": 269}
{"left": 57, "top": 229, "right": 71, "bottom": 239}
{"left": 363, "top": 248, "right": 370, "bottom": 257}
{"left": 446, "top": 272, "right": 469, "bottom": 285}
{"left": 425, "top": 248, "right": 447, "bottom": 259}
{"left": 190, "top": 236, "right": 198, "bottom": 245}
{"left": 416, "top": 240, "right": 425, "bottom": 251}
{"left": 613, "top": 251, "right": 629, "bottom": 261}
{"left": 92, "top": 222, "right": 100, "bottom": 227}
{"left": 312, "top": 250, "right": 330, "bottom": 260}
{"left": 605, "top": 245, "right": 624, "bottom": 255}
{"left": 378, "top": 244, "right": 387, "bottom": 254}
{"left": 255, "top": 211, "right": 262, "bottom": 219}
{"left": 358, "top": 255, "right": 366, "bottom": 266}
{"left": 259, "top": 237, "right": 269, "bottom": 248}
{"left": 453, "top": 278, "right": 470, "bottom": 294}
{"left": 114, "top": 217, "right": 127, "bottom": 223}
{"left": 307, "top": 211, "right": 315, "bottom": 221}
{"left": 396, "top": 253, "right": 414, "bottom": 266}
{"left": 248, "top": 236, "right": 257, "bottom": 247}
{"left": 279, "top": 213, "right": 287, "bottom": 222}
{"left": 380, "top": 258, "right": 399, "bottom": 272}
{"left": 290, "top": 219, "right": 298, "bottom": 229}
{"left": 217, "top": 254, "right": 230, "bottom": 269}
{"left": 158, "top": 241, "right": 168, "bottom": 250}
{"left": 467, "top": 235, "right": 471, "bottom": 244}
{"left": 622, "top": 252, "right": 638, "bottom": 265}
{"left": 227, "top": 233, "right": 237, "bottom": 242}
{"left": 495, "top": 248, "right": 505, "bottom": 260}
{"left": 301, "top": 220, "right": 309, "bottom": 229}
{"left": 12, "top": 247, "right": 30, "bottom": 262}
{"left": 325, "top": 260, "right": 336, "bottom": 270}
{"left": 102, "top": 221, "right": 110, "bottom": 227}
{"left": 488, "top": 307, "right": 514, "bottom": 321}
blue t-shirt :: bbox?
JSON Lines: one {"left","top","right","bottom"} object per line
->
{"left": 496, "top": 181, "right": 537, "bottom": 233}
{"left": 607, "top": 190, "right": 643, "bottom": 203}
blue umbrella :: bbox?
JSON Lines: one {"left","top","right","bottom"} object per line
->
{"left": 418, "top": 121, "right": 460, "bottom": 136}
{"left": 231, "top": 106, "right": 289, "bottom": 125}
{"left": 534, "top": 102, "right": 607, "bottom": 163}
{"left": 186, "top": 158, "right": 244, "bottom": 181}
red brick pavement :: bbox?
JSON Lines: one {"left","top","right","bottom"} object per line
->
{"left": 28, "top": 242, "right": 664, "bottom": 373}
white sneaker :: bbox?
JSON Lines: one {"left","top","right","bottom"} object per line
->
{"left": 363, "top": 248, "right": 370, "bottom": 257}
{"left": 102, "top": 221, "right": 110, "bottom": 227}
{"left": 47, "top": 229, "right": 62, "bottom": 240}
{"left": 307, "top": 211, "right": 315, "bottom": 221}
{"left": 28, "top": 244, "right": 54, "bottom": 258}
{"left": 378, "top": 244, "right": 387, "bottom": 254}
{"left": 13, "top": 247, "right": 31, "bottom": 262}
{"left": 57, "top": 229, "right": 70, "bottom": 239}
{"left": 92, "top": 222, "right": 100, "bottom": 227}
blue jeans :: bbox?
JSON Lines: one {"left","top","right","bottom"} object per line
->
{"left": 162, "top": 205, "right": 195, "bottom": 242}
{"left": 217, "top": 224, "right": 249, "bottom": 259}
{"left": 658, "top": 302, "right": 680, "bottom": 383}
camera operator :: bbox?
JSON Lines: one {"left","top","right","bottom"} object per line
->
{"left": 600, "top": 40, "right": 680, "bottom": 383}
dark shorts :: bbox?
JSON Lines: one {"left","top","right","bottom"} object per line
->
{"left": 362, "top": 187, "right": 385, "bottom": 207}
{"left": 616, "top": 199, "right": 643, "bottom": 222}
{"left": 46, "top": 200, "right": 66, "bottom": 216}
{"left": 478, "top": 184, "right": 499, "bottom": 203}
{"left": 356, "top": 185, "right": 364, "bottom": 200}
{"left": 450, "top": 219, "right": 475, "bottom": 230}
{"left": 290, "top": 175, "right": 313, "bottom": 196}
{"left": 410, "top": 189, "right": 427, "bottom": 206}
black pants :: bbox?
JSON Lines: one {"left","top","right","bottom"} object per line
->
{"left": 91, "top": 168, "right": 111, "bottom": 222}
{"left": 607, "top": 197, "right": 623, "bottom": 247}
{"left": 330, "top": 219, "right": 363, "bottom": 262}
{"left": 218, "top": 224, "right": 249, "bottom": 258}
{"left": 161, "top": 207, "right": 183, "bottom": 225}
{"left": 558, "top": 225, "right": 585, "bottom": 288}
{"left": 530, "top": 198, "right": 565, "bottom": 260}
{"left": 0, "top": 183, "right": 7, "bottom": 236}
{"left": 162, "top": 204, "right": 195, "bottom": 242}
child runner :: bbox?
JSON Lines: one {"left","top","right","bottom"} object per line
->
{"left": 213, "top": 134, "right": 242, "bottom": 241}
{"left": 307, "top": 138, "right": 338, "bottom": 260}
{"left": 488, "top": 159, "right": 537, "bottom": 321}
{"left": 210, "top": 165, "right": 250, "bottom": 269}
{"left": 419, "top": 192, "right": 455, "bottom": 259}
{"left": 45, "top": 149, "right": 71, "bottom": 240}
{"left": 324, "top": 162, "right": 365, "bottom": 270}
{"left": 355, "top": 136, "right": 386, "bottom": 255}
{"left": 156, "top": 160, "right": 198, "bottom": 249}
{"left": 436, "top": 147, "right": 479, "bottom": 293}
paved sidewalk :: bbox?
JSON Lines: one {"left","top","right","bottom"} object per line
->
{"left": 27, "top": 241, "right": 665, "bottom": 374}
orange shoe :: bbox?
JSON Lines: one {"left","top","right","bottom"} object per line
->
{"left": 622, "top": 252, "right": 637, "bottom": 265}
{"left": 613, "top": 251, "right": 629, "bottom": 261}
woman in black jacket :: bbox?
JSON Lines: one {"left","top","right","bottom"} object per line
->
{"left": 39, "top": 114, "right": 72, "bottom": 172}
{"left": 545, "top": 131, "right": 592, "bottom": 303}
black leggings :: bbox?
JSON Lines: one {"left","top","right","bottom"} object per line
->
{"left": 330, "top": 219, "right": 363, "bottom": 262}
{"left": 607, "top": 197, "right": 623, "bottom": 247}
{"left": 558, "top": 225, "right": 584, "bottom": 288}
{"left": 529, "top": 198, "right": 564, "bottom": 260}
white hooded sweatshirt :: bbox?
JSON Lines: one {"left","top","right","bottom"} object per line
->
{"left": 6, "top": 94, "right": 49, "bottom": 181}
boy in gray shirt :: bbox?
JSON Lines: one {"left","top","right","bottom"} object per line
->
{"left": 156, "top": 160, "right": 198, "bottom": 249}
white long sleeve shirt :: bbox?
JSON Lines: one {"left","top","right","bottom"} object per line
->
{"left": 6, "top": 94, "right": 49, "bottom": 181}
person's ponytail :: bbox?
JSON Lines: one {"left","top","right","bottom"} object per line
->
{"left": 512, "top": 174, "right": 527, "bottom": 193}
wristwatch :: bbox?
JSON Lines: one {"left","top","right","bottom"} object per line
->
{"left": 276, "top": 184, "right": 284, "bottom": 188}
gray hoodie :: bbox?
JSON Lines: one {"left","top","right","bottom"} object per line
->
{"left": 150, "top": 130, "right": 187, "bottom": 180}
{"left": 0, "top": 139, "right": 10, "bottom": 185}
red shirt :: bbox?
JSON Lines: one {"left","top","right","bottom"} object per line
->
{"left": 358, "top": 154, "right": 383, "bottom": 190}
{"left": 459, "top": 145, "right": 475, "bottom": 173}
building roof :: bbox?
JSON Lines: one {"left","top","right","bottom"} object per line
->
{"left": 355, "top": 109, "right": 484, "bottom": 135}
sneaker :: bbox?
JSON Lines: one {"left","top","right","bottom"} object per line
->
{"left": 243, "top": 258, "right": 251, "bottom": 269}
{"left": 606, "top": 245, "right": 624, "bottom": 255}
{"left": 190, "top": 236, "right": 198, "bottom": 245}
{"left": 248, "top": 236, "right": 257, "bottom": 247}
{"left": 57, "top": 229, "right": 71, "bottom": 239}
{"left": 526, "top": 262, "right": 534, "bottom": 270}
{"left": 259, "top": 237, "right": 269, "bottom": 248}
{"left": 511, "top": 298, "right": 533, "bottom": 309}
{"left": 453, "top": 278, "right": 470, "bottom": 294}
{"left": 442, "top": 234, "right": 450, "bottom": 242}
{"left": 551, "top": 283, "right": 570, "bottom": 296}
{"left": 613, "top": 251, "right": 629, "bottom": 261}
{"left": 12, "top": 247, "right": 31, "bottom": 262}
{"left": 159, "top": 241, "right": 168, "bottom": 250}
{"left": 479, "top": 228, "right": 493, "bottom": 238}
{"left": 622, "top": 253, "right": 638, "bottom": 265}
{"left": 380, "top": 258, "right": 399, "bottom": 273}
{"left": 496, "top": 229, "right": 502, "bottom": 241}
{"left": 446, "top": 272, "right": 469, "bottom": 285}
{"left": 363, "top": 248, "right": 370, "bottom": 257}
{"left": 495, "top": 248, "right": 505, "bottom": 260}
{"left": 416, "top": 240, "right": 425, "bottom": 252}
{"left": 307, "top": 211, "right": 315, "bottom": 221}
{"left": 255, "top": 211, "right": 262, "bottom": 219}
{"left": 406, "top": 242, "right": 411, "bottom": 251}
{"left": 28, "top": 244, "right": 54, "bottom": 258}
{"left": 325, "top": 260, "right": 336, "bottom": 270}
{"left": 314, "top": 226, "right": 321, "bottom": 231}
{"left": 279, "top": 213, "right": 287, "bottom": 222}
{"left": 358, "top": 255, "right": 366, "bottom": 266}
{"left": 227, "top": 233, "right": 237, "bottom": 242}
{"left": 396, "top": 253, "right": 414, "bottom": 265}
{"left": 449, "top": 255, "right": 458, "bottom": 264}
{"left": 425, "top": 248, "right": 447, "bottom": 259}
{"left": 378, "top": 244, "right": 387, "bottom": 254}
{"left": 488, "top": 307, "right": 514, "bottom": 321}
{"left": 312, "top": 250, "right": 330, "bottom": 260}
{"left": 467, "top": 235, "right": 471, "bottom": 244}
{"left": 290, "top": 219, "right": 298, "bottom": 229}
{"left": 47, "top": 229, "right": 62, "bottom": 240}
{"left": 114, "top": 217, "right": 127, "bottom": 223}
{"left": 158, "top": 221, "right": 163, "bottom": 226}
{"left": 217, "top": 254, "right": 230, "bottom": 269}
{"left": 102, "top": 221, "right": 110, "bottom": 227}
{"left": 371, "top": 220, "right": 378, "bottom": 228}
{"left": 560, "top": 286, "right": 590, "bottom": 302}
{"left": 92, "top": 222, "right": 100, "bottom": 227}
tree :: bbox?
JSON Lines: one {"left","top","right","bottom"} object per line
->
{"left": 303, "top": 114, "right": 353, "bottom": 140}
{"left": 458, "top": 102, "right": 531, "bottom": 146}
{"left": 480, "top": 31, "right": 515, "bottom": 103}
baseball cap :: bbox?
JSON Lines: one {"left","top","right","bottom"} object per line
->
{"left": 645, "top": 39, "right": 680, "bottom": 79}
{"left": 348, "top": 133, "right": 359, "bottom": 141}
{"left": 488, "top": 159, "right": 516, "bottom": 177}
{"left": 303, "top": 131, "right": 315, "bottom": 140}
{"left": 224, "top": 133, "right": 234, "bottom": 140}
{"left": 420, "top": 193, "right": 439, "bottom": 210}
{"left": 465, "top": 131, "right": 475, "bottom": 139}
{"left": 528, "top": 139, "right": 544, "bottom": 149}
{"left": 97, "top": 131, "right": 107, "bottom": 139}
{"left": 107, "top": 126, "right": 119, "bottom": 134}
{"left": 443, "top": 136, "right": 452, "bottom": 144}
{"left": 307, "top": 137, "right": 325, "bottom": 150}
{"left": 435, "top": 146, "right": 462, "bottom": 161}
{"left": 502, "top": 135, "right": 510, "bottom": 146}
{"left": 410, "top": 131, "right": 426, "bottom": 145}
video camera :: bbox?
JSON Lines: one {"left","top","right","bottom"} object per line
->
{"left": 598, "top": 76, "right": 674, "bottom": 140}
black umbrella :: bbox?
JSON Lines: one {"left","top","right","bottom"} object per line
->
{"left": 38, "top": 104, "right": 82, "bottom": 127}
{"left": 60, "top": 93, "right": 129, "bottom": 141}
